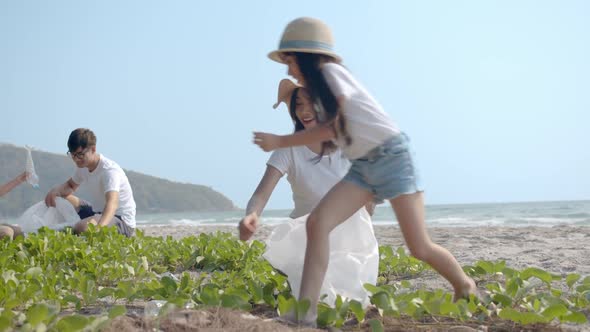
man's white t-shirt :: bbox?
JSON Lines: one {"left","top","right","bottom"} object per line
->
{"left": 267, "top": 146, "right": 350, "bottom": 219}
{"left": 72, "top": 154, "right": 136, "bottom": 228}
{"left": 322, "top": 62, "right": 400, "bottom": 160}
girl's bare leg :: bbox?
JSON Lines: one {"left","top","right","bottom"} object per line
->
{"left": 390, "top": 192, "right": 476, "bottom": 299}
{"left": 298, "top": 181, "right": 373, "bottom": 322}
{"left": 64, "top": 195, "right": 82, "bottom": 212}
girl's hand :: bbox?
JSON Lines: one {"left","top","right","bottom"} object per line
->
{"left": 238, "top": 213, "right": 259, "bottom": 241}
{"left": 17, "top": 172, "right": 28, "bottom": 183}
{"left": 253, "top": 132, "right": 282, "bottom": 152}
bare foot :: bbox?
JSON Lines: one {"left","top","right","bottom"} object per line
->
{"left": 275, "top": 311, "right": 317, "bottom": 328}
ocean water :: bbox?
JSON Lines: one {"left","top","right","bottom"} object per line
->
{"left": 137, "top": 200, "right": 590, "bottom": 228}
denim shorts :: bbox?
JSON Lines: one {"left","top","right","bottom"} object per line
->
{"left": 342, "top": 133, "right": 424, "bottom": 202}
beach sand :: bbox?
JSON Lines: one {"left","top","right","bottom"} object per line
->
{"left": 140, "top": 224, "right": 590, "bottom": 278}
{"left": 118, "top": 224, "right": 590, "bottom": 331}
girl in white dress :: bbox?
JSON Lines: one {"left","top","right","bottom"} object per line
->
{"left": 239, "top": 79, "right": 379, "bottom": 306}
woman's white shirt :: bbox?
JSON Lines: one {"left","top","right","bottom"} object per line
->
{"left": 322, "top": 62, "right": 400, "bottom": 160}
{"left": 267, "top": 146, "right": 350, "bottom": 218}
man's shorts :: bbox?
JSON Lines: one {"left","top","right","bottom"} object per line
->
{"left": 78, "top": 201, "right": 135, "bottom": 237}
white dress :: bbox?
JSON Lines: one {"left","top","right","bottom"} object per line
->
{"left": 263, "top": 146, "right": 379, "bottom": 307}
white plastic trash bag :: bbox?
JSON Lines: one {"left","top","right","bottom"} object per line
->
{"left": 17, "top": 197, "right": 80, "bottom": 233}
{"left": 263, "top": 208, "right": 379, "bottom": 307}
{"left": 25, "top": 146, "right": 39, "bottom": 188}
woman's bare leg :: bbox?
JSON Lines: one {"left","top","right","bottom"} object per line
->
{"left": 64, "top": 195, "right": 82, "bottom": 212}
{"left": 73, "top": 216, "right": 98, "bottom": 234}
{"left": 298, "top": 181, "right": 373, "bottom": 321}
{"left": 390, "top": 192, "right": 476, "bottom": 299}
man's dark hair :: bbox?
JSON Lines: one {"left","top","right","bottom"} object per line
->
{"left": 67, "top": 128, "right": 97, "bottom": 152}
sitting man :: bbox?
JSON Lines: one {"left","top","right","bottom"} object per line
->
{"left": 45, "top": 128, "right": 136, "bottom": 237}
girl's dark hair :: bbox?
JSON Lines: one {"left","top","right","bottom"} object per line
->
{"left": 288, "top": 88, "right": 306, "bottom": 132}
{"left": 288, "top": 85, "right": 338, "bottom": 158}
{"left": 292, "top": 52, "right": 352, "bottom": 157}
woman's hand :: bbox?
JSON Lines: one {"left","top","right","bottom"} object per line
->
{"left": 253, "top": 132, "right": 282, "bottom": 152}
{"left": 238, "top": 212, "right": 259, "bottom": 241}
{"left": 17, "top": 172, "right": 28, "bottom": 183}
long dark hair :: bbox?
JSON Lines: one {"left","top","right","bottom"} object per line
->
{"left": 288, "top": 85, "right": 338, "bottom": 158}
{"left": 288, "top": 88, "right": 305, "bottom": 132}
{"left": 292, "top": 52, "right": 352, "bottom": 157}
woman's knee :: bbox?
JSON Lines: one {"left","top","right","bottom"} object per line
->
{"left": 305, "top": 212, "right": 318, "bottom": 237}
{"left": 305, "top": 211, "right": 332, "bottom": 240}
{"left": 11, "top": 225, "right": 24, "bottom": 238}
{"left": 73, "top": 220, "right": 87, "bottom": 234}
{"left": 0, "top": 225, "right": 15, "bottom": 240}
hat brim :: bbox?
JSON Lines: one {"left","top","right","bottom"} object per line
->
{"left": 273, "top": 79, "right": 302, "bottom": 109}
{"left": 268, "top": 48, "right": 342, "bottom": 64}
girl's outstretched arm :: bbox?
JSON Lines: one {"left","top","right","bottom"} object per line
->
{"left": 253, "top": 125, "right": 335, "bottom": 152}
{"left": 239, "top": 166, "right": 283, "bottom": 240}
{"left": 0, "top": 172, "right": 27, "bottom": 197}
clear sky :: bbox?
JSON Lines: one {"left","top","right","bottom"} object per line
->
{"left": 1, "top": 1, "right": 588, "bottom": 209}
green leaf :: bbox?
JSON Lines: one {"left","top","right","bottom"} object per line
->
{"left": 499, "top": 308, "right": 548, "bottom": 324}
{"left": 295, "top": 299, "right": 310, "bottom": 321}
{"left": 97, "top": 287, "right": 115, "bottom": 298}
{"left": 25, "top": 267, "right": 43, "bottom": 279}
{"left": 56, "top": 315, "right": 89, "bottom": 332}
{"left": 363, "top": 283, "right": 382, "bottom": 295}
{"left": 475, "top": 261, "right": 494, "bottom": 274}
{"left": 371, "top": 291, "right": 395, "bottom": 312}
{"left": 220, "top": 294, "right": 251, "bottom": 310}
{"left": 180, "top": 273, "right": 190, "bottom": 291}
{"left": 349, "top": 300, "right": 365, "bottom": 323}
{"left": 440, "top": 302, "right": 460, "bottom": 315}
{"left": 491, "top": 294, "right": 512, "bottom": 307}
{"left": 108, "top": 305, "right": 127, "bottom": 319}
{"left": 566, "top": 273, "right": 581, "bottom": 288}
{"left": 561, "top": 311, "right": 587, "bottom": 324}
{"left": 0, "top": 316, "right": 11, "bottom": 331}
{"left": 161, "top": 276, "right": 178, "bottom": 293}
{"left": 520, "top": 267, "right": 553, "bottom": 284}
{"left": 277, "top": 294, "right": 295, "bottom": 317}
{"left": 316, "top": 306, "right": 337, "bottom": 327}
{"left": 368, "top": 318, "right": 384, "bottom": 332}
{"left": 541, "top": 304, "right": 568, "bottom": 319}
{"left": 262, "top": 284, "right": 276, "bottom": 307}
{"left": 27, "top": 304, "right": 49, "bottom": 326}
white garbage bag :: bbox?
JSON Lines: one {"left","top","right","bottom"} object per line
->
{"left": 17, "top": 197, "right": 80, "bottom": 233}
{"left": 25, "top": 146, "right": 39, "bottom": 188}
{"left": 263, "top": 208, "right": 379, "bottom": 307}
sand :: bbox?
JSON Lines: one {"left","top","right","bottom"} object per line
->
{"left": 124, "top": 224, "right": 590, "bottom": 331}
{"left": 140, "top": 224, "right": 590, "bottom": 278}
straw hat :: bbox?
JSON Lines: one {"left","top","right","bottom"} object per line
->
{"left": 273, "top": 79, "right": 302, "bottom": 110}
{"left": 268, "top": 17, "right": 341, "bottom": 63}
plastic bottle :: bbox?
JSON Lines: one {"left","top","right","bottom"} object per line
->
{"left": 25, "top": 146, "right": 39, "bottom": 188}
{"left": 144, "top": 300, "right": 167, "bottom": 317}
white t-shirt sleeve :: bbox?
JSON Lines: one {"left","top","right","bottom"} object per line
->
{"left": 102, "top": 169, "right": 122, "bottom": 193}
{"left": 71, "top": 168, "right": 86, "bottom": 185}
{"left": 266, "top": 148, "right": 292, "bottom": 175}
{"left": 322, "top": 63, "right": 356, "bottom": 99}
